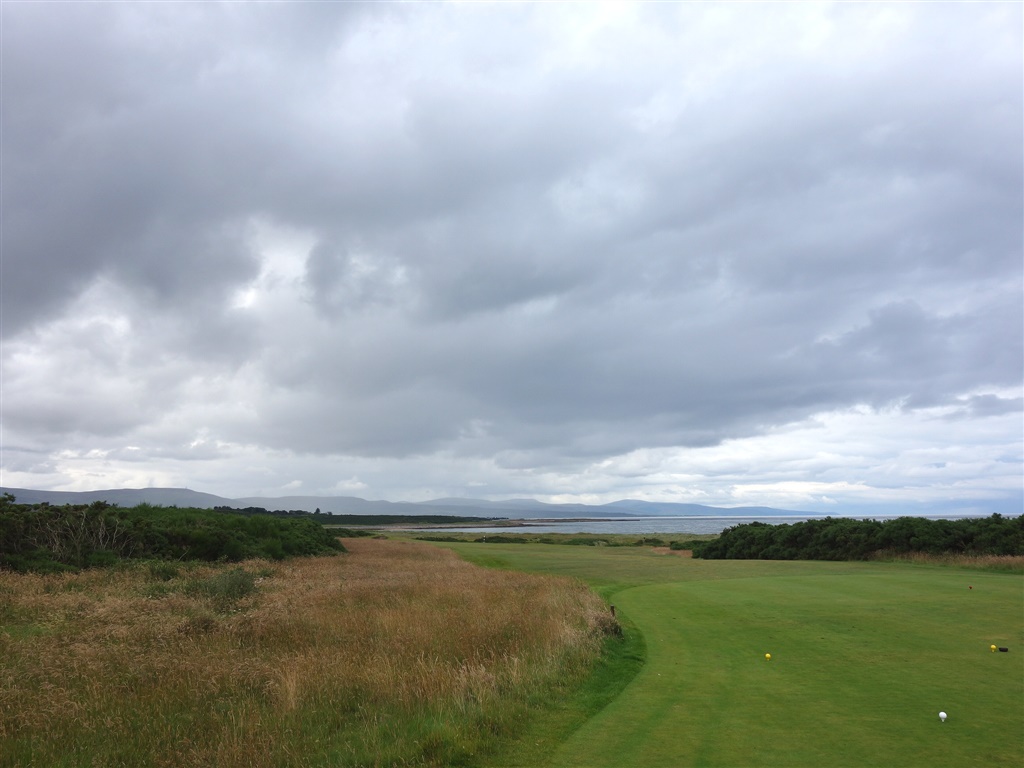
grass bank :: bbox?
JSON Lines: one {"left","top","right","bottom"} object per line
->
{"left": 0, "top": 539, "right": 614, "bottom": 767}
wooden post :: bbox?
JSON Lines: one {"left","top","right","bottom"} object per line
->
{"left": 610, "top": 605, "right": 616, "bottom": 618}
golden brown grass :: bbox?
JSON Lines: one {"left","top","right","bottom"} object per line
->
{"left": 0, "top": 539, "right": 613, "bottom": 767}
{"left": 869, "top": 550, "right": 1024, "bottom": 572}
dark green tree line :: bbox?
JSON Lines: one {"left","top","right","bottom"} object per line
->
{"left": 694, "top": 514, "right": 1023, "bottom": 561}
{"left": 0, "top": 495, "right": 345, "bottom": 573}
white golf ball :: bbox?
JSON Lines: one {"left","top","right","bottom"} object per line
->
{"left": 939, "top": 711, "right": 947, "bottom": 722}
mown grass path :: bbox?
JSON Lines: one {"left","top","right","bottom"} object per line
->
{"left": 443, "top": 544, "right": 1023, "bottom": 768}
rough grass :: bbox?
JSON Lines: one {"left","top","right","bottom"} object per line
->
{"left": 869, "top": 550, "right": 1024, "bottom": 572}
{"left": 0, "top": 539, "right": 613, "bottom": 767}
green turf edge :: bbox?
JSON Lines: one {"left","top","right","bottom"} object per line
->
{"left": 483, "top": 593, "right": 646, "bottom": 768}
{"left": 440, "top": 535, "right": 650, "bottom": 768}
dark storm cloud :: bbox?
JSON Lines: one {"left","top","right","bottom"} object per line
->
{"left": 1, "top": 1, "right": 373, "bottom": 334}
{"left": 1, "top": 2, "right": 1020, "bottom": 503}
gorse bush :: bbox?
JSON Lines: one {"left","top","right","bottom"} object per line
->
{"left": 694, "top": 514, "right": 1024, "bottom": 561}
{"left": 148, "top": 561, "right": 180, "bottom": 581}
{"left": 0, "top": 495, "right": 344, "bottom": 572}
{"left": 185, "top": 567, "right": 259, "bottom": 610}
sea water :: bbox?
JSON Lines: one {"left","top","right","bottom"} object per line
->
{"left": 408, "top": 513, "right": 1000, "bottom": 536}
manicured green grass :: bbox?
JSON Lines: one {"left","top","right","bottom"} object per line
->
{"left": 439, "top": 542, "right": 1024, "bottom": 768}
{"left": 484, "top": 606, "right": 645, "bottom": 768}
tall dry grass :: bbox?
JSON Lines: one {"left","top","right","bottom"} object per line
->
{"left": 870, "top": 550, "right": 1024, "bottom": 572}
{"left": 0, "top": 539, "right": 614, "bottom": 767}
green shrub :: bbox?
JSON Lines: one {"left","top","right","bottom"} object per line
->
{"left": 633, "top": 537, "right": 666, "bottom": 547}
{"left": 86, "top": 550, "right": 119, "bottom": 568}
{"left": 259, "top": 538, "right": 286, "bottom": 560}
{"left": 147, "top": 561, "right": 180, "bottom": 581}
{"left": 474, "top": 534, "right": 531, "bottom": 544}
{"left": 185, "top": 567, "right": 258, "bottom": 610}
{"left": 415, "top": 535, "right": 466, "bottom": 543}
{"left": 325, "top": 527, "right": 377, "bottom": 538}
{"left": 0, "top": 500, "right": 346, "bottom": 573}
{"left": 695, "top": 514, "right": 1024, "bottom": 561}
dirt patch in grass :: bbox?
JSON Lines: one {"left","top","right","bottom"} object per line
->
{"left": 651, "top": 547, "right": 692, "bottom": 558}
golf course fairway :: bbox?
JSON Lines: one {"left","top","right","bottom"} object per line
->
{"left": 442, "top": 543, "right": 1023, "bottom": 767}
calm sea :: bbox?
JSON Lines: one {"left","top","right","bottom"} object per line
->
{"left": 408, "top": 513, "right": 1003, "bottom": 536}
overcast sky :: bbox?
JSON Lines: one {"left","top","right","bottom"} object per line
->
{"left": 2, "top": 2, "right": 1021, "bottom": 513}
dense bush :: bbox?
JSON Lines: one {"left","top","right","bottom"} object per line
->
{"left": 184, "top": 567, "right": 259, "bottom": 611}
{"left": 414, "top": 535, "right": 467, "bottom": 543}
{"left": 322, "top": 527, "right": 377, "bottom": 539}
{"left": 0, "top": 495, "right": 345, "bottom": 572}
{"left": 693, "top": 514, "right": 1024, "bottom": 561}
{"left": 474, "top": 533, "right": 532, "bottom": 544}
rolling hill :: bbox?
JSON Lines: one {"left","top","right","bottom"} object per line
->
{"left": 0, "top": 486, "right": 810, "bottom": 518}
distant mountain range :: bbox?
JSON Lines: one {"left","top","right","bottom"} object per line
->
{"left": 0, "top": 486, "right": 809, "bottom": 519}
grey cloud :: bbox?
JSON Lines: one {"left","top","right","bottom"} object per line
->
{"left": 799, "top": 295, "right": 1022, "bottom": 410}
{"left": 954, "top": 395, "right": 1024, "bottom": 420}
{"left": 962, "top": 397, "right": 1019, "bottom": 421}
{"left": 1, "top": 2, "right": 373, "bottom": 336}
{"left": 304, "top": 237, "right": 411, "bottom": 316}
{"left": 1, "top": 2, "right": 1020, "bottom": 505}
